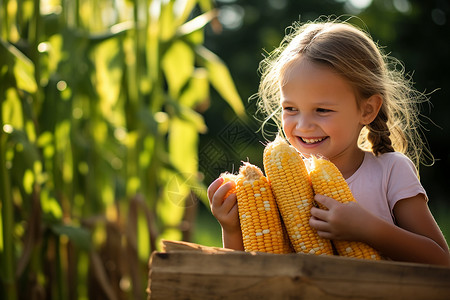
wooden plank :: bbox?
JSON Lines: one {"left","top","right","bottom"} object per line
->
{"left": 148, "top": 249, "right": 450, "bottom": 300}
{"left": 161, "top": 239, "right": 235, "bottom": 254}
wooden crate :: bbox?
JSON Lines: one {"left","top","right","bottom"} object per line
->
{"left": 147, "top": 240, "right": 450, "bottom": 299}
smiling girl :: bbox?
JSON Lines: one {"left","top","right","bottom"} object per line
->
{"left": 208, "top": 19, "right": 450, "bottom": 266}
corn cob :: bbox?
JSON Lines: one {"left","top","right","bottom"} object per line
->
{"left": 263, "top": 137, "right": 333, "bottom": 255}
{"left": 220, "top": 173, "right": 238, "bottom": 199}
{"left": 307, "top": 156, "right": 381, "bottom": 260}
{"left": 221, "top": 163, "right": 293, "bottom": 254}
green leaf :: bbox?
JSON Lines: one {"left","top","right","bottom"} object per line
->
{"left": 174, "top": 0, "right": 198, "bottom": 26}
{"left": 160, "top": 0, "right": 176, "bottom": 41}
{"left": 40, "top": 188, "right": 63, "bottom": 223}
{"left": 162, "top": 40, "right": 194, "bottom": 98}
{"left": 23, "top": 169, "right": 34, "bottom": 194}
{"left": 179, "top": 106, "right": 207, "bottom": 134}
{"left": 180, "top": 171, "right": 209, "bottom": 207}
{"left": 157, "top": 117, "right": 203, "bottom": 227}
{"left": 198, "top": 0, "right": 214, "bottom": 12}
{"left": 37, "top": 131, "right": 53, "bottom": 147}
{"left": 137, "top": 212, "right": 150, "bottom": 261}
{"left": 166, "top": 97, "right": 207, "bottom": 133}
{"left": 159, "top": 169, "right": 188, "bottom": 228}
{"left": 2, "top": 88, "right": 24, "bottom": 130}
{"left": 196, "top": 45, "right": 246, "bottom": 117}
{"left": 183, "top": 29, "right": 204, "bottom": 46}
{"left": 177, "top": 10, "right": 217, "bottom": 37}
{"left": 93, "top": 38, "right": 124, "bottom": 126}
{"left": 169, "top": 117, "right": 198, "bottom": 174}
{"left": 52, "top": 224, "right": 92, "bottom": 251}
{"left": 179, "top": 68, "right": 209, "bottom": 108}
{"left": 147, "top": 13, "right": 160, "bottom": 83}
{"left": 14, "top": 62, "right": 37, "bottom": 94}
{"left": 0, "top": 39, "right": 37, "bottom": 93}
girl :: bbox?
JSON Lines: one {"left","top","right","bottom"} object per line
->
{"left": 207, "top": 19, "right": 450, "bottom": 266}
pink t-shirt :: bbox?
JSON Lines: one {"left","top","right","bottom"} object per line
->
{"left": 346, "top": 151, "right": 427, "bottom": 225}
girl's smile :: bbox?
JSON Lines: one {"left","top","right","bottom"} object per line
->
{"left": 297, "top": 136, "right": 328, "bottom": 147}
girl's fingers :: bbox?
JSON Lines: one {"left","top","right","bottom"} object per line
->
{"left": 314, "top": 194, "right": 339, "bottom": 209}
{"left": 228, "top": 201, "right": 238, "bottom": 216}
{"left": 309, "top": 215, "right": 333, "bottom": 238}
{"left": 309, "top": 215, "right": 328, "bottom": 230}
{"left": 222, "top": 193, "right": 237, "bottom": 214}
{"left": 207, "top": 177, "right": 224, "bottom": 204}
{"left": 316, "top": 230, "right": 334, "bottom": 240}
{"left": 213, "top": 181, "right": 235, "bottom": 202}
{"left": 310, "top": 206, "right": 328, "bottom": 220}
{"left": 209, "top": 181, "right": 236, "bottom": 218}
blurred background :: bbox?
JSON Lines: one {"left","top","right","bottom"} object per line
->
{"left": 0, "top": 0, "right": 449, "bottom": 299}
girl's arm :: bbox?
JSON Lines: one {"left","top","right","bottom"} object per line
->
{"left": 207, "top": 178, "right": 244, "bottom": 250}
{"left": 383, "top": 194, "right": 449, "bottom": 265}
{"left": 310, "top": 194, "right": 450, "bottom": 266}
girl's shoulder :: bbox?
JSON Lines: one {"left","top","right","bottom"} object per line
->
{"left": 364, "top": 151, "right": 418, "bottom": 177}
{"left": 361, "top": 151, "right": 426, "bottom": 202}
{"left": 365, "top": 151, "right": 414, "bottom": 167}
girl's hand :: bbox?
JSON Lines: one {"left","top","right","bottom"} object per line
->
{"left": 207, "top": 177, "right": 240, "bottom": 234}
{"left": 309, "top": 194, "right": 375, "bottom": 242}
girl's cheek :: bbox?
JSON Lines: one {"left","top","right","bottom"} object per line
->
{"left": 282, "top": 120, "right": 293, "bottom": 135}
{"left": 281, "top": 114, "right": 293, "bottom": 127}
{"left": 281, "top": 116, "right": 288, "bottom": 129}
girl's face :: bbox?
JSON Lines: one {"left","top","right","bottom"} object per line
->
{"left": 280, "top": 58, "right": 366, "bottom": 168}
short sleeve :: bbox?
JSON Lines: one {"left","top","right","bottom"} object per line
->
{"left": 386, "top": 153, "right": 427, "bottom": 210}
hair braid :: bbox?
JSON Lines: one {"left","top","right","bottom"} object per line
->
{"left": 366, "top": 107, "right": 395, "bottom": 156}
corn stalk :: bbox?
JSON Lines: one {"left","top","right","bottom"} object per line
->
{"left": 0, "top": 0, "right": 244, "bottom": 299}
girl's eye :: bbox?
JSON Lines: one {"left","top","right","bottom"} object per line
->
{"left": 283, "top": 107, "right": 297, "bottom": 112}
{"left": 317, "top": 108, "right": 332, "bottom": 113}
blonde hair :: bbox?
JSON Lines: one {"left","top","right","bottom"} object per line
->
{"left": 255, "top": 18, "right": 432, "bottom": 171}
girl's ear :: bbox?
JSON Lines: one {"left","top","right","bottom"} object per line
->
{"left": 360, "top": 94, "right": 383, "bottom": 125}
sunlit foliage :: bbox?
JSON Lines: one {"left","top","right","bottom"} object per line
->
{"left": 0, "top": 0, "right": 244, "bottom": 299}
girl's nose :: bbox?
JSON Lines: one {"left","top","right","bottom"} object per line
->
{"left": 295, "top": 115, "right": 314, "bottom": 131}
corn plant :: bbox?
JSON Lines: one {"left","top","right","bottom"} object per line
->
{"left": 0, "top": 0, "right": 244, "bottom": 299}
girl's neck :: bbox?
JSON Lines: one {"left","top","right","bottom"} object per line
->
{"left": 332, "top": 149, "right": 365, "bottom": 179}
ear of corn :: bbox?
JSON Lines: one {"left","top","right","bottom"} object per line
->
{"left": 220, "top": 173, "right": 238, "bottom": 199}
{"left": 221, "top": 163, "right": 293, "bottom": 254}
{"left": 217, "top": 137, "right": 382, "bottom": 260}
{"left": 307, "top": 156, "right": 381, "bottom": 260}
{"left": 263, "top": 137, "right": 334, "bottom": 255}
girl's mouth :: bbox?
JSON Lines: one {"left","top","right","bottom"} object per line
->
{"left": 299, "top": 136, "right": 328, "bottom": 145}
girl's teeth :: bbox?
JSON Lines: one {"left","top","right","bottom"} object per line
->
{"left": 302, "top": 137, "right": 325, "bottom": 144}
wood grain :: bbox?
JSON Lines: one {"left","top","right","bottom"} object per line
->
{"left": 148, "top": 241, "right": 450, "bottom": 299}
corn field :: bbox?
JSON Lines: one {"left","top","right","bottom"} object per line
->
{"left": 0, "top": 0, "right": 245, "bottom": 299}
